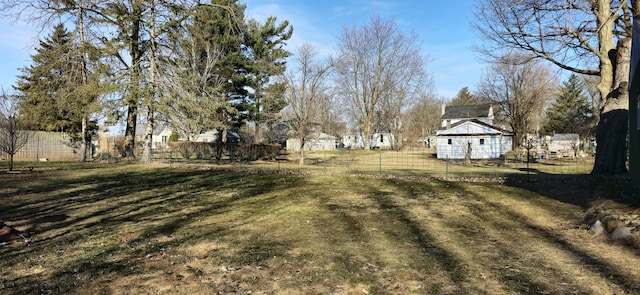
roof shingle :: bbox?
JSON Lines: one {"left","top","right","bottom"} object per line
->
{"left": 442, "top": 104, "right": 492, "bottom": 119}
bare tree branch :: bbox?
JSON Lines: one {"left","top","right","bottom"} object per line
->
{"left": 334, "top": 15, "right": 430, "bottom": 150}
{"left": 0, "top": 89, "right": 32, "bottom": 171}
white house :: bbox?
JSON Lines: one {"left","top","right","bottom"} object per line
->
{"left": 287, "top": 132, "right": 338, "bottom": 151}
{"left": 152, "top": 125, "right": 173, "bottom": 148}
{"left": 548, "top": 133, "right": 580, "bottom": 157}
{"left": 436, "top": 119, "right": 513, "bottom": 159}
{"left": 342, "top": 132, "right": 394, "bottom": 149}
{"left": 148, "top": 126, "right": 240, "bottom": 148}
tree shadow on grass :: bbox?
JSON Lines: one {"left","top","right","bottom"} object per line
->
{"left": 382, "top": 177, "right": 640, "bottom": 294}
{"left": 483, "top": 179, "right": 638, "bottom": 292}
{"left": 0, "top": 165, "right": 309, "bottom": 294}
{"left": 503, "top": 173, "right": 639, "bottom": 209}
{"left": 3, "top": 164, "right": 638, "bottom": 294}
{"left": 324, "top": 177, "right": 474, "bottom": 293}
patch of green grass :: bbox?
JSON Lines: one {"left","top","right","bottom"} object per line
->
{"left": 0, "top": 163, "right": 638, "bottom": 294}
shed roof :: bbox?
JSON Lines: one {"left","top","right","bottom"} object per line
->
{"left": 551, "top": 133, "right": 579, "bottom": 141}
{"left": 442, "top": 104, "right": 492, "bottom": 120}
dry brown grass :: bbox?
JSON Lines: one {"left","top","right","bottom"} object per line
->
{"left": 270, "top": 149, "right": 594, "bottom": 178}
{"left": 0, "top": 163, "right": 638, "bottom": 294}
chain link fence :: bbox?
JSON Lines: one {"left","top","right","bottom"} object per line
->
{"left": 151, "top": 146, "right": 594, "bottom": 179}
{"left": 266, "top": 148, "right": 594, "bottom": 179}
{"left": 3, "top": 131, "right": 80, "bottom": 162}
{"left": 5, "top": 135, "right": 593, "bottom": 179}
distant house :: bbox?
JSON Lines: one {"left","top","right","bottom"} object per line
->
{"left": 287, "top": 132, "right": 338, "bottom": 151}
{"left": 142, "top": 125, "right": 240, "bottom": 148}
{"left": 548, "top": 133, "right": 580, "bottom": 157}
{"left": 194, "top": 130, "right": 217, "bottom": 142}
{"left": 152, "top": 125, "right": 173, "bottom": 149}
{"left": 436, "top": 104, "right": 512, "bottom": 159}
{"left": 342, "top": 132, "right": 394, "bottom": 149}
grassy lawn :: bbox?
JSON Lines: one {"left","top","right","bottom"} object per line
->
{"left": 1, "top": 163, "right": 639, "bottom": 294}
{"left": 268, "top": 150, "right": 594, "bottom": 178}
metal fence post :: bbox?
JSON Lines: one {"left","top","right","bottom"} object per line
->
{"left": 446, "top": 155, "right": 449, "bottom": 178}
{"left": 323, "top": 150, "right": 326, "bottom": 174}
{"left": 379, "top": 149, "right": 382, "bottom": 175}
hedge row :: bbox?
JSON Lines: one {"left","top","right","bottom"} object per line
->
{"left": 168, "top": 142, "right": 282, "bottom": 161}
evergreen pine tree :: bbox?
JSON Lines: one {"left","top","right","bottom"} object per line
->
{"left": 16, "top": 23, "right": 103, "bottom": 161}
{"left": 15, "top": 24, "right": 79, "bottom": 132}
{"left": 542, "top": 74, "right": 595, "bottom": 136}
{"left": 449, "top": 87, "right": 483, "bottom": 106}
{"left": 246, "top": 16, "right": 293, "bottom": 143}
{"left": 160, "top": 1, "right": 292, "bottom": 143}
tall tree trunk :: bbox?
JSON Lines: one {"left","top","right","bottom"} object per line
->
{"left": 594, "top": 109, "right": 628, "bottom": 173}
{"left": 299, "top": 138, "right": 306, "bottom": 165}
{"left": 141, "top": 109, "right": 153, "bottom": 163}
{"left": 511, "top": 126, "right": 522, "bottom": 150}
{"left": 465, "top": 141, "right": 472, "bottom": 166}
{"left": 80, "top": 115, "right": 88, "bottom": 161}
{"left": 124, "top": 105, "right": 137, "bottom": 158}
{"left": 124, "top": 4, "right": 143, "bottom": 159}
{"left": 592, "top": 37, "right": 631, "bottom": 174}
{"left": 78, "top": 1, "right": 89, "bottom": 162}
{"left": 141, "top": 2, "right": 156, "bottom": 164}
{"left": 363, "top": 121, "right": 371, "bottom": 150}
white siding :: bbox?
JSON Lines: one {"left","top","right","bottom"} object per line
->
{"left": 152, "top": 126, "right": 173, "bottom": 148}
{"left": 548, "top": 134, "right": 580, "bottom": 154}
{"left": 287, "top": 138, "right": 336, "bottom": 151}
{"left": 287, "top": 133, "right": 338, "bottom": 151}
{"left": 341, "top": 133, "right": 394, "bottom": 149}
{"left": 436, "top": 135, "right": 512, "bottom": 159}
{"left": 436, "top": 121, "right": 512, "bottom": 159}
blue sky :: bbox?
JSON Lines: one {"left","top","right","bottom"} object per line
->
{"left": 245, "top": 0, "right": 483, "bottom": 99}
{"left": 0, "top": 0, "right": 483, "bottom": 99}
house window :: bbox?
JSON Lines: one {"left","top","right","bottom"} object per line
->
{"left": 480, "top": 139, "right": 485, "bottom": 145}
{"left": 447, "top": 139, "right": 452, "bottom": 145}
{"left": 380, "top": 134, "right": 384, "bottom": 143}
{"left": 162, "top": 136, "right": 168, "bottom": 142}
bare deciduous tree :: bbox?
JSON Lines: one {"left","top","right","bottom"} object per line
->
{"left": 403, "top": 94, "right": 443, "bottom": 149}
{"left": 334, "top": 15, "right": 430, "bottom": 150}
{"left": 282, "top": 43, "right": 333, "bottom": 164}
{"left": 159, "top": 25, "right": 228, "bottom": 142}
{"left": 474, "top": 0, "right": 637, "bottom": 174}
{"left": 476, "top": 55, "right": 557, "bottom": 149}
{"left": 0, "top": 90, "right": 32, "bottom": 172}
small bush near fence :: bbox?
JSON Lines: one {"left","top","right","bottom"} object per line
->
{"left": 167, "top": 142, "right": 281, "bottom": 162}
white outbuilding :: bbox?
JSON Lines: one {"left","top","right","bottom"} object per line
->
{"left": 436, "top": 119, "right": 513, "bottom": 159}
